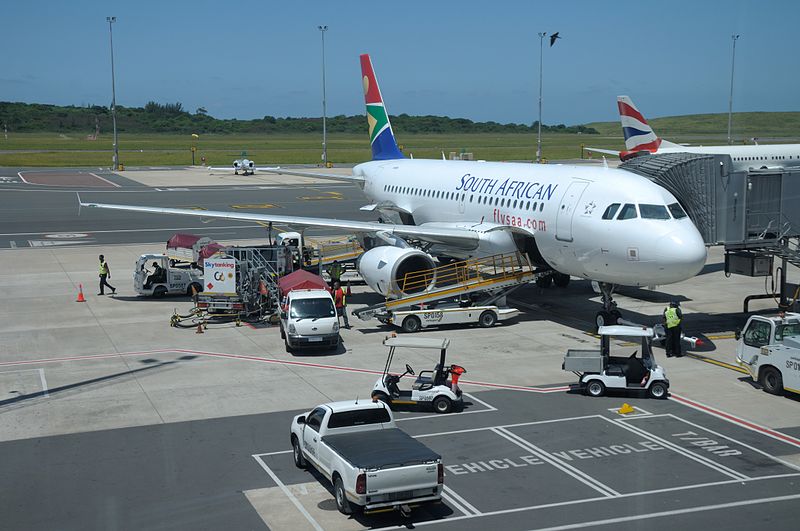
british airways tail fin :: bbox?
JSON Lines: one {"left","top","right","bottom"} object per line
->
{"left": 360, "top": 54, "right": 404, "bottom": 161}
{"left": 617, "top": 95, "right": 679, "bottom": 154}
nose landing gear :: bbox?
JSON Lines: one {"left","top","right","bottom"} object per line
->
{"left": 595, "top": 282, "right": 622, "bottom": 330}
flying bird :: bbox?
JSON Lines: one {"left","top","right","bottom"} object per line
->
{"left": 549, "top": 32, "right": 561, "bottom": 47}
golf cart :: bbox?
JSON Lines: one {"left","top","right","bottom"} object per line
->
{"left": 562, "top": 325, "right": 669, "bottom": 399}
{"left": 371, "top": 337, "right": 466, "bottom": 414}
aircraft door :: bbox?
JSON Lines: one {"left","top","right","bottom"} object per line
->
{"left": 555, "top": 181, "right": 589, "bottom": 242}
{"left": 458, "top": 191, "right": 466, "bottom": 214}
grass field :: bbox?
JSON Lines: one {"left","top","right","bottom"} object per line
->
{"left": 1, "top": 111, "right": 798, "bottom": 167}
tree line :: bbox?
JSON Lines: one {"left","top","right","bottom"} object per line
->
{"left": 0, "top": 101, "right": 599, "bottom": 135}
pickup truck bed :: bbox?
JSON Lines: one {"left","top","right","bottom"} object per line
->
{"left": 323, "top": 428, "right": 440, "bottom": 469}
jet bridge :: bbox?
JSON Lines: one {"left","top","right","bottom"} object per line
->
{"left": 620, "top": 152, "right": 800, "bottom": 310}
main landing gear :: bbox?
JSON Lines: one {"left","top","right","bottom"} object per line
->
{"left": 595, "top": 282, "right": 622, "bottom": 330}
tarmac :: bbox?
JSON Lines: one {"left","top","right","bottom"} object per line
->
{"left": 1, "top": 165, "right": 799, "bottom": 530}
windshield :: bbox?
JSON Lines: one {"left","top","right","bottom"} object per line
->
{"left": 775, "top": 322, "right": 800, "bottom": 341}
{"left": 668, "top": 202, "right": 688, "bottom": 219}
{"left": 290, "top": 298, "right": 335, "bottom": 319}
{"left": 639, "top": 204, "right": 670, "bottom": 220}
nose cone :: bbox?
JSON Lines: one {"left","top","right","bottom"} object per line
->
{"left": 655, "top": 227, "right": 707, "bottom": 282}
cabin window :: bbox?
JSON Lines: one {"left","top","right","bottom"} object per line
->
{"left": 602, "top": 203, "right": 621, "bottom": 220}
{"left": 513, "top": 200, "right": 518, "bottom": 208}
{"left": 532, "top": 202, "right": 538, "bottom": 210}
{"left": 526, "top": 201, "right": 530, "bottom": 209}
{"left": 539, "top": 202, "right": 544, "bottom": 212}
{"left": 668, "top": 202, "right": 688, "bottom": 219}
{"left": 470, "top": 195, "right": 474, "bottom": 203}
{"left": 617, "top": 203, "right": 638, "bottom": 220}
{"left": 639, "top": 204, "right": 670, "bottom": 220}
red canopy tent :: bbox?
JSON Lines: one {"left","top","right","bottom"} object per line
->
{"left": 166, "top": 233, "right": 204, "bottom": 250}
{"left": 278, "top": 269, "right": 328, "bottom": 297}
{"left": 198, "top": 243, "right": 224, "bottom": 260}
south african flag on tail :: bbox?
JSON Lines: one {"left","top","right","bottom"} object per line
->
{"left": 360, "top": 54, "right": 404, "bottom": 161}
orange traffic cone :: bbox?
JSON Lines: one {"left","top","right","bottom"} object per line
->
{"left": 76, "top": 284, "right": 86, "bottom": 303}
{"left": 196, "top": 322, "right": 204, "bottom": 334}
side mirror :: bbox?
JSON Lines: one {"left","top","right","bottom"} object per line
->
{"left": 734, "top": 329, "right": 741, "bottom": 340}
{"left": 296, "top": 415, "right": 306, "bottom": 425}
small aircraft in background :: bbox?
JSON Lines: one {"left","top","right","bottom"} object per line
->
{"left": 208, "top": 152, "right": 276, "bottom": 175}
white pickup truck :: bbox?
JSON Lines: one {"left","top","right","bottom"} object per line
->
{"left": 290, "top": 400, "right": 443, "bottom": 516}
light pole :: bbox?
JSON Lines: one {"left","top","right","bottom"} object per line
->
{"left": 318, "top": 25, "right": 328, "bottom": 166}
{"left": 727, "top": 34, "right": 740, "bottom": 145}
{"left": 536, "top": 32, "right": 546, "bottom": 163}
{"left": 106, "top": 16, "right": 120, "bottom": 170}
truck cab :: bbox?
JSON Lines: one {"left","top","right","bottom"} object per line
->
{"left": 736, "top": 312, "right": 800, "bottom": 395}
{"left": 134, "top": 254, "right": 203, "bottom": 297}
{"left": 290, "top": 400, "right": 443, "bottom": 516}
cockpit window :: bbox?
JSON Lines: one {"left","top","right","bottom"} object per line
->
{"left": 668, "top": 202, "right": 688, "bottom": 219}
{"left": 639, "top": 204, "right": 670, "bottom": 220}
{"left": 602, "top": 203, "right": 620, "bottom": 220}
{"left": 617, "top": 203, "right": 638, "bottom": 220}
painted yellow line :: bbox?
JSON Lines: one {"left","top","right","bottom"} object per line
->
{"left": 706, "top": 333, "right": 736, "bottom": 340}
{"left": 686, "top": 353, "right": 749, "bottom": 374}
{"left": 784, "top": 386, "right": 800, "bottom": 395}
{"left": 391, "top": 400, "right": 417, "bottom": 405}
{"left": 231, "top": 203, "right": 279, "bottom": 209}
{"left": 299, "top": 191, "right": 343, "bottom": 201}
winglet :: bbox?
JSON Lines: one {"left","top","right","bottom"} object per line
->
{"left": 360, "top": 54, "right": 404, "bottom": 161}
{"left": 77, "top": 192, "right": 82, "bottom": 216}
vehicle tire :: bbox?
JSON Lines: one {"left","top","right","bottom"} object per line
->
{"left": 648, "top": 381, "right": 668, "bottom": 399}
{"left": 291, "top": 436, "right": 306, "bottom": 469}
{"left": 153, "top": 286, "right": 168, "bottom": 298}
{"left": 536, "top": 275, "right": 553, "bottom": 288}
{"left": 333, "top": 475, "right": 353, "bottom": 515}
{"left": 284, "top": 339, "right": 293, "bottom": 353}
{"left": 554, "top": 273, "right": 570, "bottom": 288}
{"left": 401, "top": 315, "right": 421, "bottom": 333}
{"left": 585, "top": 380, "right": 605, "bottom": 397}
{"left": 610, "top": 309, "right": 622, "bottom": 323}
{"left": 760, "top": 367, "right": 784, "bottom": 396}
{"left": 478, "top": 310, "right": 497, "bottom": 328}
{"left": 595, "top": 311, "right": 610, "bottom": 330}
{"left": 186, "top": 283, "right": 201, "bottom": 296}
{"left": 432, "top": 396, "right": 452, "bottom": 414}
{"left": 280, "top": 325, "right": 286, "bottom": 340}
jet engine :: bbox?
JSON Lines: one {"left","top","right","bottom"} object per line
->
{"left": 357, "top": 246, "right": 436, "bottom": 298}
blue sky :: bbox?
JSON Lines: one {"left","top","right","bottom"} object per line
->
{"left": 1, "top": 0, "right": 796, "bottom": 125}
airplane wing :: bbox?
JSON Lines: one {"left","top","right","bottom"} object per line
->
{"left": 258, "top": 167, "right": 365, "bottom": 183}
{"left": 78, "top": 200, "right": 478, "bottom": 249}
{"left": 584, "top": 147, "right": 620, "bottom": 156}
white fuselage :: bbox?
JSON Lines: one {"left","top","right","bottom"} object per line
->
{"left": 352, "top": 159, "right": 707, "bottom": 287}
{"left": 655, "top": 144, "right": 800, "bottom": 173}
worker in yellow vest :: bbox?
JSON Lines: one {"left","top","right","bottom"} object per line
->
{"left": 98, "top": 254, "right": 116, "bottom": 295}
{"left": 663, "top": 300, "right": 683, "bottom": 357}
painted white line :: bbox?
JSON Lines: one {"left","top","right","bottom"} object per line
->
{"left": 671, "top": 393, "right": 800, "bottom": 449}
{"left": 440, "top": 491, "right": 470, "bottom": 517}
{"left": 254, "top": 450, "right": 293, "bottom": 457}
{"left": 442, "top": 485, "right": 482, "bottom": 516}
{"left": 414, "top": 415, "right": 602, "bottom": 439}
{"left": 493, "top": 427, "right": 620, "bottom": 497}
{"left": 604, "top": 417, "right": 748, "bottom": 481}
{"left": 38, "top": 368, "right": 49, "bottom": 398}
{"left": 9, "top": 240, "right": 17, "bottom": 248}
{"left": 370, "top": 474, "right": 800, "bottom": 530}
{"left": 17, "top": 171, "right": 29, "bottom": 184}
{"left": 463, "top": 392, "right": 498, "bottom": 411}
{"left": 88, "top": 172, "right": 121, "bottom": 188}
{"left": 524, "top": 493, "right": 800, "bottom": 531}
{"left": 251, "top": 454, "right": 324, "bottom": 531}
{"left": 663, "top": 414, "right": 800, "bottom": 473}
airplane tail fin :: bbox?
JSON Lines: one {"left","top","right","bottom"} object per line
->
{"left": 617, "top": 95, "right": 680, "bottom": 154}
{"left": 360, "top": 54, "right": 404, "bottom": 160}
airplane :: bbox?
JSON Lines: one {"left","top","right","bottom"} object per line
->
{"left": 208, "top": 152, "right": 276, "bottom": 176}
{"left": 587, "top": 96, "right": 800, "bottom": 172}
{"left": 80, "top": 55, "right": 708, "bottom": 327}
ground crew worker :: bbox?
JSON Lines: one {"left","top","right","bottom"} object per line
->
{"left": 145, "top": 261, "right": 164, "bottom": 289}
{"left": 663, "top": 300, "right": 683, "bottom": 357}
{"left": 333, "top": 281, "right": 349, "bottom": 329}
{"left": 98, "top": 254, "right": 116, "bottom": 295}
{"left": 327, "top": 260, "right": 344, "bottom": 288}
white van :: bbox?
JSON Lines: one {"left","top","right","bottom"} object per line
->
{"left": 280, "top": 289, "right": 340, "bottom": 352}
